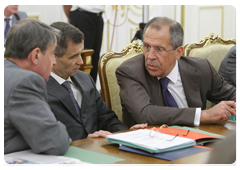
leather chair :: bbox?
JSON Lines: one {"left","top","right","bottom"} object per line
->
{"left": 184, "top": 33, "right": 236, "bottom": 109}
{"left": 98, "top": 40, "right": 143, "bottom": 122}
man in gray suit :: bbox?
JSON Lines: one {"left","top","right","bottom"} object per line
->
{"left": 4, "top": 18, "right": 71, "bottom": 155}
{"left": 219, "top": 45, "right": 236, "bottom": 87}
{"left": 47, "top": 22, "right": 147, "bottom": 141}
{"left": 116, "top": 17, "right": 236, "bottom": 127}
{"left": 207, "top": 131, "right": 236, "bottom": 164}
{"left": 4, "top": 5, "right": 28, "bottom": 43}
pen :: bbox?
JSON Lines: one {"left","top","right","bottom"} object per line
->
{"left": 234, "top": 101, "right": 238, "bottom": 111}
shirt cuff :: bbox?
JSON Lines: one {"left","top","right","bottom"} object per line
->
{"left": 194, "top": 108, "right": 201, "bottom": 126}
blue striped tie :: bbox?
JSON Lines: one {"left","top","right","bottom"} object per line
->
{"left": 159, "top": 77, "right": 178, "bottom": 108}
{"left": 61, "top": 81, "right": 81, "bottom": 117}
{"left": 4, "top": 18, "right": 10, "bottom": 41}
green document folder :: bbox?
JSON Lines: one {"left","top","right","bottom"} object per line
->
{"left": 63, "top": 146, "right": 125, "bottom": 164}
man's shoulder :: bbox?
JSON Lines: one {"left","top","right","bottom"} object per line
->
{"left": 117, "top": 53, "right": 144, "bottom": 70}
{"left": 5, "top": 60, "right": 41, "bottom": 80}
{"left": 180, "top": 56, "right": 208, "bottom": 65}
{"left": 16, "top": 11, "right": 28, "bottom": 19}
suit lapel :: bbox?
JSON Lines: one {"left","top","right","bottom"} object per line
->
{"left": 47, "top": 76, "right": 82, "bottom": 123}
{"left": 11, "top": 14, "right": 17, "bottom": 25}
{"left": 178, "top": 58, "right": 202, "bottom": 107}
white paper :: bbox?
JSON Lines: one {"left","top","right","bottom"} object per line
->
{"left": 107, "top": 129, "right": 195, "bottom": 150}
{"left": 4, "top": 150, "right": 90, "bottom": 164}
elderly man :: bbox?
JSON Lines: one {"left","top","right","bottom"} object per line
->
{"left": 4, "top": 18, "right": 71, "bottom": 155}
{"left": 116, "top": 17, "right": 236, "bottom": 127}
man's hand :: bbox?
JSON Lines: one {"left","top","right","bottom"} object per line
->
{"left": 87, "top": 130, "right": 112, "bottom": 138}
{"left": 200, "top": 101, "right": 236, "bottom": 123}
{"left": 130, "top": 123, "right": 148, "bottom": 130}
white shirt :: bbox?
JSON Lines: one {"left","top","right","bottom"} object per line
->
{"left": 71, "top": 5, "right": 105, "bottom": 13}
{"left": 51, "top": 72, "right": 82, "bottom": 107}
{"left": 158, "top": 60, "right": 201, "bottom": 126}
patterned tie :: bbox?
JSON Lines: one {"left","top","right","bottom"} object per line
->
{"left": 159, "top": 77, "right": 178, "bottom": 107}
{"left": 4, "top": 18, "right": 10, "bottom": 41}
{"left": 61, "top": 81, "right": 81, "bottom": 116}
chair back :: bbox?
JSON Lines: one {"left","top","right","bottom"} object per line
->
{"left": 184, "top": 33, "right": 236, "bottom": 72}
{"left": 184, "top": 33, "right": 236, "bottom": 109}
{"left": 98, "top": 40, "right": 143, "bottom": 121}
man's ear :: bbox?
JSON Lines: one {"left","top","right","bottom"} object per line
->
{"left": 28, "top": 48, "right": 41, "bottom": 65}
{"left": 175, "top": 46, "right": 184, "bottom": 60}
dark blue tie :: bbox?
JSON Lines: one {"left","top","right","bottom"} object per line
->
{"left": 61, "top": 81, "right": 81, "bottom": 117}
{"left": 4, "top": 18, "right": 10, "bottom": 41}
{"left": 159, "top": 77, "right": 178, "bottom": 108}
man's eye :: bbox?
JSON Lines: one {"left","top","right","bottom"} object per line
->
{"left": 157, "top": 48, "right": 163, "bottom": 51}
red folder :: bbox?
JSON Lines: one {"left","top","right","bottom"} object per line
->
{"left": 148, "top": 127, "right": 223, "bottom": 141}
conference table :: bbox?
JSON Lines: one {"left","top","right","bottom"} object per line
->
{"left": 70, "top": 121, "right": 236, "bottom": 164}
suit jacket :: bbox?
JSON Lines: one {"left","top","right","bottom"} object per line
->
{"left": 116, "top": 54, "right": 236, "bottom": 127}
{"left": 219, "top": 45, "right": 236, "bottom": 87}
{"left": 4, "top": 60, "right": 70, "bottom": 155}
{"left": 46, "top": 71, "right": 128, "bottom": 141}
{"left": 207, "top": 131, "right": 236, "bottom": 164}
{"left": 11, "top": 11, "right": 28, "bottom": 25}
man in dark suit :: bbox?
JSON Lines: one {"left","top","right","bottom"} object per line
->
{"left": 47, "top": 22, "right": 147, "bottom": 141}
{"left": 219, "top": 45, "right": 236, "bottom": 87}
{"left": 116, "top": 17, "right": 236, "bottom": 127}
{"left": 4, "top": 18, "right": 70, "bottom": 155}
{"left": 4, "top": 5, "right": 28, "bottom": 43}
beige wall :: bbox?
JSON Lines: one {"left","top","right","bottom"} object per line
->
{"left": 19, "top": 5, "right": 236, "bottom": 53}
{"left": 18, "top": 5, "right": 236, "bottom": 89}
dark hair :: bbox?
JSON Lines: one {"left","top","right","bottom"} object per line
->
{"left": 50, "top": 22, "right": 84, "bottom": 57}
{"left": 4, "top": 18, "right": 59, "bottom": 59}
{"left": 143, "top": 17, "right": 184, "bottom": 49}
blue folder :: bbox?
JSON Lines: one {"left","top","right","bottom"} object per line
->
{"left": 119, "top": 145, "right": 210, "bottom": 161}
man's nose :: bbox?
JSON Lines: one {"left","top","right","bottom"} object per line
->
{"left": 77, "top": 54, "right": 84, "bottom": 65}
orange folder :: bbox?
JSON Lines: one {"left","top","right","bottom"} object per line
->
{"left": 148, "top": 127, "right": 223, "bottom": 141}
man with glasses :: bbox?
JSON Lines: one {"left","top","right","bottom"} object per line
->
{"left": 116, "top": 17, "right": 236, "bottom": 127}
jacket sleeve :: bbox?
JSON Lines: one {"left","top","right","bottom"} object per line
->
{"left": 8, "top": 74, "right": 71, "bottom": 155}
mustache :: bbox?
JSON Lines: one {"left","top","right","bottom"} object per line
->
{"left": 146, "top": 60, "right": 159, "bottom": 67}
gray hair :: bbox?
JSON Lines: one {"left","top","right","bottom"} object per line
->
{"left": 143, "top": 17, "right": 184, "bottom": 49}
{"left": 4, "top": 18, "right": 60, "bottom": 59}
{"left": 50, "top": 22, "right": 84, "bottom": 58}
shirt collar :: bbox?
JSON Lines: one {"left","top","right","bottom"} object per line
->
{"left": 4, "top": 15, "right": 12, "bottom": 20}
{"left": 158, "top": 60, "right": 179, "bottom": 84}
{"left": 51, "top": 72, "right": 73, "bottom": 85}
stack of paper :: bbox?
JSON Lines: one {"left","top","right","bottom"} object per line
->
{"left": 4, "top": 149, "right": 88, "bottom": 164}
{"left": 106, "top": 129, "right": 196, "bottom": 153}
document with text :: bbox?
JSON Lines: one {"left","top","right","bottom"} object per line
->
{"left": 106, "top": 129, "right": 196, "bottom": 153}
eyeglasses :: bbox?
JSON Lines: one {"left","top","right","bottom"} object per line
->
{"left": 142, "top": 43, "right": 175, "bottom": 55}
{"left": 149, "top": 124, "right": 190, "bottom": 141}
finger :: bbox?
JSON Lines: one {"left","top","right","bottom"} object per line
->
{"left": 130, "top": 125, "right": 141, "bottom": 130}
{"left": 97, "top": 130, "right": 112, "bottom": 137}
{"left": 226, "top": 105, "right": 236, "bottom": 117}
{"left": 140, "top": 123, "right": 148, "bottom": 128}
{"left": 232, "top": 110, "right": 238, "bottom": 118}
{"left": 224, "top": 101, "right": 236, "bottom": 110}
{"left": 87, "top": 133, "right": 99, "bottom": 138}
{"left": 130, "top": 123, "right": 148, "bottom": 130}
